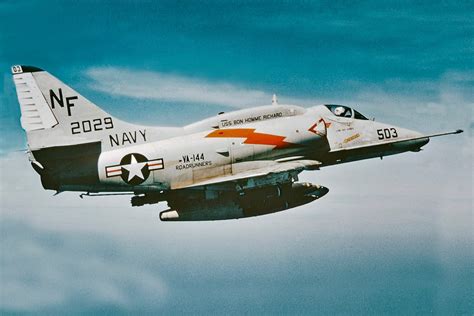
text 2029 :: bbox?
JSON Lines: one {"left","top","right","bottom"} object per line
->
{"left": 71, "top": 117, "right": 114, "bottom": 134}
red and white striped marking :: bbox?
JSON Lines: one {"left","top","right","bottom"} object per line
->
{"left": 105, "top": 158, "right": 164, "bottom": 178}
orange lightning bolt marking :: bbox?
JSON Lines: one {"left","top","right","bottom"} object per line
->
{"left": 206, "top": 129, "right": 295, "bottom": 149}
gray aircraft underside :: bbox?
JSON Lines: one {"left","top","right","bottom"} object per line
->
{"left": 11, "top": 65, "right": 463, "bottom": 221}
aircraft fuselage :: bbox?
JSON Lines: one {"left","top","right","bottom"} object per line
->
{"left": 93, "top": 104, "right": 426, "bottom": 193}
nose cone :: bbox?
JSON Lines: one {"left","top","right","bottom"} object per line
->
{"left": 417, "top": 137, "right": 430, "bottom": 147}
{"left": 393, "top": 127, "right": 430, "bottom": 152}
{"left": 400, "top": 127, "right": 424, "bottom": 139}
{"left": 408, "top": 129, "right": 430, "bottom": 148}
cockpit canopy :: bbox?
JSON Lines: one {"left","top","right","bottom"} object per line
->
{"left": 324, "top": 104, "right": 368, "bottom": 120}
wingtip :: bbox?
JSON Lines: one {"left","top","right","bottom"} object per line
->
{"left": 454, "top": 129, "right": 464, "bottom": 134}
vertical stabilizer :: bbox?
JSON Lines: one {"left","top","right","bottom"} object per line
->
{"left": 11, "top": 65, "right": 181, "bottom": 151}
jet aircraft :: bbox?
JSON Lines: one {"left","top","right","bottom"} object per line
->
{"left": 11, "top": 65, "right": 463, "bottom": 221}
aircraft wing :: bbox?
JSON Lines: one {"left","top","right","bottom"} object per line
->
{"left": 178, "top": 159, "right": 322, "bottom": 191}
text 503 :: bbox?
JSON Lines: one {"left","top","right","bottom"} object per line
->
{"left": 377, "top": 128, "right": 398, "bottom": 140}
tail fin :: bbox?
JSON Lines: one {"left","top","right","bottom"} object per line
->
{"left": 12, "top": 65, "right": 178, "bottom": 151}
{"left": 13, "top": 66, "right": 59, "bottom": 134}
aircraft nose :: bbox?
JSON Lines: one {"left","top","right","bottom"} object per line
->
{"left": 392, "top": 128, "right": 429, "bottom": 152}
{"left": 413, "top": 137, "right": 430, "bottom": 150}
{"left": 411, "top": 130, "right": 430, "bottom": 147}
{"left": 400, "top": 127, "right": 423, "bottom": 139}
{"left": 412, "top": 130, "right": 425, "bottom": 138}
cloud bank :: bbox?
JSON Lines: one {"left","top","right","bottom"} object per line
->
{"left": 86, "top": 67, "right": 276, "bottom": 107}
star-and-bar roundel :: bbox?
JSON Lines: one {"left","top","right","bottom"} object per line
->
{"left": 105, "top": 153, "right": 164, "bottom": 185}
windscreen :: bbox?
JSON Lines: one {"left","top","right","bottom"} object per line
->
{"left": 324, "top": 104, "right": 368, "bottom": 120}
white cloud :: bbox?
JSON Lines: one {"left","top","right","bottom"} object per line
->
{"left": 1, "top": 221, "right": 167, "bottom": 311}
{"left": 85, "top": 67, "right": 319, "bottom": 108}
{"left": 86, "top": 67, "right": 270, "bottom": 107}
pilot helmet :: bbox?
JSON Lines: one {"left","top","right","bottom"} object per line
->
{"left": 334, "top": 106, "right": 345, "bottom": 116}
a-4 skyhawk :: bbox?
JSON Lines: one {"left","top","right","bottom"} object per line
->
{"left": 11, "top": 65, "right": 463, "bottom": 221}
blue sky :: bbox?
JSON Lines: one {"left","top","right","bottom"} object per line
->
{"left": 0, "top": 1, "right": 472, "bottom": 314}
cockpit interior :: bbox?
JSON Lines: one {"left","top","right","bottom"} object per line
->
{"left": 324, "top": 104, "right": 368, "bottom": 120}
